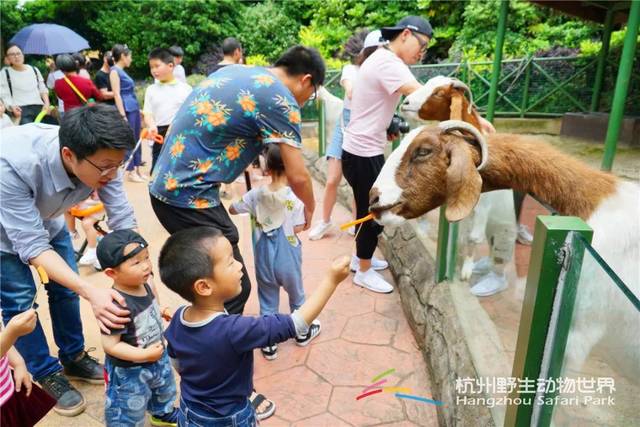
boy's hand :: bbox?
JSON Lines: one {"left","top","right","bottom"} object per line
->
{"left": 329, "top": 256, "right": 351, "bottom": 284}
{"left": 13, "top": 361, "right": 32, "bottom": 396}
{"left": 6, "top": 309, "right": 37, "bottom": 338}
{"left": 142, "top": 342, "right": 164, "bottom": 362}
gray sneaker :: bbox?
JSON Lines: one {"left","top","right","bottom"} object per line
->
{"left": 62, "top": 348, "right": 104, "bottom": 384}
{"left": 39, "top": 371, "right": 86, "bottom": 417}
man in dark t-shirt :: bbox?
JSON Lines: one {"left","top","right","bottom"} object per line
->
{"left": 94, "top": 51, "right": 115, "bottom": 105}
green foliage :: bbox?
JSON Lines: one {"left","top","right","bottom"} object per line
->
{"left": 236, "top": 1, "right": 300, "bottom": 62}
{"left": 186, "top": 74, "right": 207, "bottom": 87}
{"left": 450, "top": 0, "right": 599, "bottom": 61}
{"left": 1, "top": 0, "right": 623, "bottom": 78}
{"left": 91, "top": 0, "right": 243, "bottom": 78}
{"left": 245, "top": 54, "right": 270, "bottom": 66}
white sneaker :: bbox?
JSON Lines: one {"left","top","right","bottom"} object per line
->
{"left": 350, "top": 255, "right": 388, "bottom": 272}
{"left": 127, "top": 173, "right": 145, "bottom": 183}
{"left": 517, "top": 224, "right": 533, "bottom": 245}
{"left": 78, "top": 248, "right": 98, "bottom": 266}
{"left": 472, "top": 257, "right": 492, "bottom": 276}
{"left": 353, "top": 269, "right": 394, "bottom": 294}
{"left": 470, "top": 271, "right": 507, "bottom": 297}
{"left": 308, "top": 221, "right": 333, "bottom": 241}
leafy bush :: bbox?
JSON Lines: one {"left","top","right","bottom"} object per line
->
{"left": 90, "top": 0, "right": 243, "bottom": 78}
{"left": 236, "top": 1, "right": 300, "bottom": 62}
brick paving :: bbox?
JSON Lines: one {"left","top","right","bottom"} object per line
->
{"left": 36, "top": 149, "right": 438, "bottom": 426}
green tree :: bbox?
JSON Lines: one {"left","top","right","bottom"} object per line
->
{"left": 236, "top": 0, "right": 300, "bottom": 61}
{"left": 92, "top": 0, "right": 243, "bottom": 77}
{"left": 450, "top": 0, "right": 599, "bottom": 61}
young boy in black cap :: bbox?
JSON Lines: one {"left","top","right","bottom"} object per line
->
{"left": 97, "top": 230, "right": 178, "bottom": 427}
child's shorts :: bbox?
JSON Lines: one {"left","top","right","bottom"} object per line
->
{"left": 178, "top": 397, "right": 256, "bottom": 427}
{"left": 104, "top": 351, "right": 176, "bottom": 427}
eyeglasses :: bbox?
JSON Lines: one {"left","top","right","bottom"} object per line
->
{"left": 84, "top": 157, "right": 125, "bottom": 177}
{"left": 411, "top": 32, "right": 429, "bottom": 55}
{"left": 6, "top": 52, "right": 23, "bottom": 57}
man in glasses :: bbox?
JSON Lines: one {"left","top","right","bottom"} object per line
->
{"left": 0, "top": 104, "right": 138, "bottom": 416}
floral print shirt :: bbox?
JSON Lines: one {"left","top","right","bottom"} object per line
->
{"left": 149, "top": 65, "right": 302, "bottom": 209}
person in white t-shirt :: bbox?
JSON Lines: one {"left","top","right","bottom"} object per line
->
{"left": 143, "top": 48, "right": 192, "bottom": 172}
{"left": 168, "top": 45, "right": 187, "bottom": 83}
{"left": 308, "top": 29, "right": 386, "bottom": 241}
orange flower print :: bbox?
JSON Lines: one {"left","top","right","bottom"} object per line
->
{"left": 195, "top": 101, "right": 213, "bottom": 115}
{"left": 239, "top": 95, "right": 256, "bottom": 113}
{"left": 288, "top": 110, "right": 301, "bottom": 124}
{"left": 253, "top": 74, "right": 274, "bottom": 87}
{"left": 193, "top": 158, "right": 213, "bottom": 174}
{"left": 164, "top": 174, "right": 178, "bottom": 192}
{"left": 192, "top": 198, "right": 211, "bottom": 209}
{"left": 226, "top": 145, "right": 241, "bottom": 160}
{"left": 170, "top": 139, "right": 185, "bottom": 159}
{"left": 207, "top": 111, "right": 227, "bottom": 127}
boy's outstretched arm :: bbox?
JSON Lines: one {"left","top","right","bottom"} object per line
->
{"left": 297, "top": 256, "right": 350, "bottom": 325}
{"left": 102, "top": 334, "right": 164, "bottom": 364}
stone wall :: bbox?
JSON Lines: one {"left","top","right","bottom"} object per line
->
{"left": 303, "top": 148, "right": 495, "bottom": 427}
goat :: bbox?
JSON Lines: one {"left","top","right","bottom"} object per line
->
{"left": 369, "top": 88, "right": 640, "bottom": 383}
{"left": 316, "top": 86, "right": 344, "bottom": 147}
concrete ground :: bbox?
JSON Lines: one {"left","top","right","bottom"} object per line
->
{"left": 35, "top": 144, "right": 437, "bottom": 426}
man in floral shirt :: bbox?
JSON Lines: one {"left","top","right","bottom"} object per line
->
{"left": 150, "top": 46, "right": 323, "bottom": 316}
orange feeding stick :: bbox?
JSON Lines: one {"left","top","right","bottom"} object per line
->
{"left": 339, "top": 213, "right": 374, "bottom": 231}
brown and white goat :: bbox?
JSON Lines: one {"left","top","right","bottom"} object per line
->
{"left": 370, "top": 106, "right": 639, "bottom": 381}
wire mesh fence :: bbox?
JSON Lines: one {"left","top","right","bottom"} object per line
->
{"left": 302, "top": 55, "right": 640, "bottom": 120}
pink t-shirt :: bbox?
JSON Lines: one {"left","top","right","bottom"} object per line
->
{"left": 0, "top": 355, "right": 14, "bottom": 407}
{"left": 342, "top": 48, "right": 416, "bottom": 157}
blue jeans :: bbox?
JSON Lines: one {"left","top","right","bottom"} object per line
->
{"left": 178, "top": 397, "right": 256, "bottom": 427}
{"left": 105, "top": 352, "right": 177, "bottom": 427}
{"left": 0, "top": 228, "right": 84, "bottom": 381}
{"left": 255, "top": 227, "right": 304, "bottom": 316}
{"left": 325, "top": 108, "right": 351, "bottom": 160}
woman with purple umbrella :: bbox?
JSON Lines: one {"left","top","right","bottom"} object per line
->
{"left": 109, "top": 44, "right": 146, "bottom": 183}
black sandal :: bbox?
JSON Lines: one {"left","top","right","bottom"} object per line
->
{"left": 250, "top": 390, "right": 276, "bottom": 421}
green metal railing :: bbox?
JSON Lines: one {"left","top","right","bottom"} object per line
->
{"left": 303, "top": 54, "right": 640, "bottom": 123}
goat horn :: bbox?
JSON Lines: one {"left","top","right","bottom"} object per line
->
{"left": 449, "top": 78, "right": 475, "bottom": 114}
{"left": 439, "top": 119, "right": 489, "bottom": 171}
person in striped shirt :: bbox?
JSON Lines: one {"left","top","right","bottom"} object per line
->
{"left": 1, "top": 308, "right": 56, "bottom": 425}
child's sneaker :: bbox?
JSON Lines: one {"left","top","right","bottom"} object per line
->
{"left": 261, "top": 344, "right": 278, "bottom": 360}
{"left": 295, "top": 319, "right": 321, "bottom": 347}
{"left": 150, "top": 408, "right": 179, "bottom": 426}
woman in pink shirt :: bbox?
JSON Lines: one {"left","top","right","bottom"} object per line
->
{"left": 341, "top": 17, "right": 431, "bottom": 294}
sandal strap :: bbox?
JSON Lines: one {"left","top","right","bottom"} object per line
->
{"left": 251, "top": 393, "right": 266, "bottom": 409}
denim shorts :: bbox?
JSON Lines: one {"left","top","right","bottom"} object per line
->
{"left": 178, "top": 397, "right": 256, "bottom": 427}
{"left": 104, "top": 351, "right": 177, "bottom": 427}
{"left": 325, "top": 108, "right": 351, "bottom": 160}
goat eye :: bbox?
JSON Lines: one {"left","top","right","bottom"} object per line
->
{"left": 413, "top": 147, "right": 432, "bottom": 159}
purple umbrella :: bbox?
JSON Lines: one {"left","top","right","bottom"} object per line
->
{"left": 9, "top": 23, "right": 89, "bottom": 55}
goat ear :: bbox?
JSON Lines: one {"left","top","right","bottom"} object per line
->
{"left": 445, "top": 141, "right": 482, "bottom": 222}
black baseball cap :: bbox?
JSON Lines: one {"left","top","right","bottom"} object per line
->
{"left": 381, "top": 16, "right": 433, "bottom": 41}
{"left": 97, "top": 230, "right": 148, "bottom": 269}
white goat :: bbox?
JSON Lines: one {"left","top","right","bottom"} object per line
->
{"left": 369, "top": 100, "right": 639, "bottom": 383}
